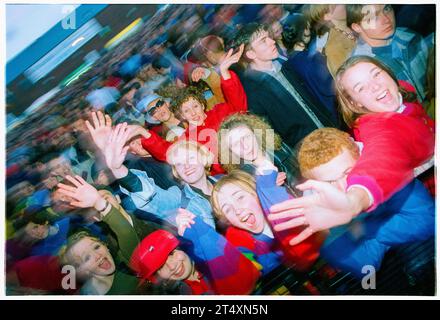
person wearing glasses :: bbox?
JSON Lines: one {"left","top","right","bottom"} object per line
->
{"left": 136, "top": 93, "right": 186, "bottom": 142}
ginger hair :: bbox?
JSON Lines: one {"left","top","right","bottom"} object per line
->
{"left": 297, "top": 128, "right": 360, "bottom": 178}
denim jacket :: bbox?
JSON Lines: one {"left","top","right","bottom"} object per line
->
{"left": 119, "top": 169, "right": 215, "bottom": 228}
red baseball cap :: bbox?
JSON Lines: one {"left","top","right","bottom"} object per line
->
{"left": 130, "top": 230, "right": 180, "bottom": 282}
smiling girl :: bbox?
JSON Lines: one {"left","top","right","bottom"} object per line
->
{"left": 211, "top": 170, "right": 325, "bottom": 274}
{"left": 335, "top": 55, "right": 435, "bottom": 208}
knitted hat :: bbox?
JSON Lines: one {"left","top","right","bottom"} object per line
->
{"left": 130, "top": 230, "right": 180, "bottom": 282}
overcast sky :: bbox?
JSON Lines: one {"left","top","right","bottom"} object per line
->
{"left": 6, "top": 4, "right": 80, "bottom": 61}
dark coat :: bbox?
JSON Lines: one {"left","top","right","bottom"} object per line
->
{"left": 238, "top": 61, "right": 338, "bottom": 147}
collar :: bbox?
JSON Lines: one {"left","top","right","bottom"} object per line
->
{"left": 271, "top": 60, "right": 282, "bottom": 73}
{"left": 353, "top": 37, "right": 374, "bottom": 56}
{"left": 395, "top": 93, "right": 406, "bottom": 113}
{"left": 184, "top": 183, "right": 211, "bottom": 200}
{"left": 252, "top": 59, "right": 282, "bottom": 74}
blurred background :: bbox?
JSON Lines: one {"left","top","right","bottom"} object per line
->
{"left": 4, "top": 3, "right": 436, "bottom": 295}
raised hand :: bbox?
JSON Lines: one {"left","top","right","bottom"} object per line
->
{"left": 85, "top": 111, "right": 112, "bottom": 151}
{"left": 57, "top": 175, "right": 106, "bottom": 211}
{"left": 268, "top": 180, "right": 365, "bottom": 245}
{"left": 219, "top": 44, "right": 245, "bottom": 80}
{"left": 103, "top": 123, "right": 130, "bottom": 178}
{"left": 176, "top": 208, "right": 196, "bottom": 236}
{"left": 191, "top": 67, "right": 207, "bottom": 83}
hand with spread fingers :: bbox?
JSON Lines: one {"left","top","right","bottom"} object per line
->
{"left": 268, "top": 180, "right": 368, "bottom": 246}
{"left": 176, "top": 208, "right": 196, "bottom": 236}
{"left": 85, "top": 111, "right": 113, "bottom": 152}
{"left": 219, "top": 44, "right": 244, "bottom": 80}
{"left": 103, "top": 123, "right": 130, "bottom": 179}
{"left": 57, "top": 175, "right": 107, "bottom": 211}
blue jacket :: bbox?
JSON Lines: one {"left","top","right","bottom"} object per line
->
{"left": 321, "top": 179, "right": 435, "bottom": 278}
{"left": 286, "top": 51, "right": 338, "bottom": 124}
{"left": 119, "top": 169, "right": 215, "bottom": 228}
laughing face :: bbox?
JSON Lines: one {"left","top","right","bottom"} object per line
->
{"left": 216, "top": 182, "right": 265, "bottom": 234}
{"left": 340, "top": 62, "right": 400, "bottom": 113}
{"left": 70, "top": 237, "right": 116, "bottom": 279}
{"left": 156, "top": 249, "right": 193, "bottom": 281}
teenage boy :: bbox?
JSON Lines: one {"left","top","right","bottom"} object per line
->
{"left": 347, "top": 4, "right": 433, "bottom": 101}
{"left": 269, "top": 128, "right": 434, "bottom": 278}
{"left": 231, "top": 23, "right": 337, "bottom": 148}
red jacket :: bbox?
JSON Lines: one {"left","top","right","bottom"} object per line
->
{"left": 141, "top": 71, "right": 247, "bottom": 175}
{"left": 347, "top": 81, "right": 435, "bottom": 211}
{"left": 184, "top": 273, "right": 212, "bottom": 295}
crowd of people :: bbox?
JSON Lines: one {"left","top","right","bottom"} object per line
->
{"left": 5, "top": 4, "right": 436, "bottom": 295}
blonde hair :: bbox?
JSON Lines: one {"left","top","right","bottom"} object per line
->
{"left": 58, "top": 231, "right": 104, "bottom": 268}
{"left": 210, "top": 170, "right": 258, "bottom": 220}
{"left": 302, "top": 4, "right": 332, "bottom": 36}
{"left": 166, "top": 140, "right": 214, "bottom": 180}
{"left": 297, "top": 128, "right": 360, "bottom": 178}
{"left": 58, "top": 190, "right": 118, "bottom": 268}
{"left": 218, "top": 113, "right": 282, "bottom": 173}
{"left": 335, "top": 55, "right": 417, "bottom": 127}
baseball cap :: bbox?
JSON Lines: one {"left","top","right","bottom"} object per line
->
{"left": 135, "top": 94, "right": 162, "bottom": 124}
{"left": 130, "top": 230, "right": 180, "bottom": 282}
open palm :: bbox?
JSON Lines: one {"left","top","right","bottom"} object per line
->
{"left": 219, "top": 44, "right": 244, "bottom": 78}
{"left": 57, "top": 175, "right": 101, "bottom": 208}
{"left": 103, "top": 123, "right": 130, "bottom": 171}
{"left": 269, "top": 180, "right": 355, "bottom": 245}
{"left": 85, "top": 111, "right": 112, "bottom": 151}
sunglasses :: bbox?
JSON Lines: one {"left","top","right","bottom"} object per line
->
{"left": 147, "top": 99, "right": 165, "bottom": 116}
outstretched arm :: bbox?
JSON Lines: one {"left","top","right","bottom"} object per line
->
{"left": 104, "top": 125, "right": 182, "bottom": 220}
{"left": 268, "top": 179, "right": 370, "bottom": 246}
{"left": 140, "top": 129, "right": 172, "bottom": 162}
{"left": 255, "top": 171, "right": 327, "bottom": 270}
{"left": 57, "top": 175, "right": 108, "bottom": 213}
{"left": 125, "top": 123, "right": 172, "bottom": 163}
{"left": 349, "top": 113, "right": 434, "bottom": 211}
{"left": 56, "top": 176, "right": 140, "bottom": 263}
